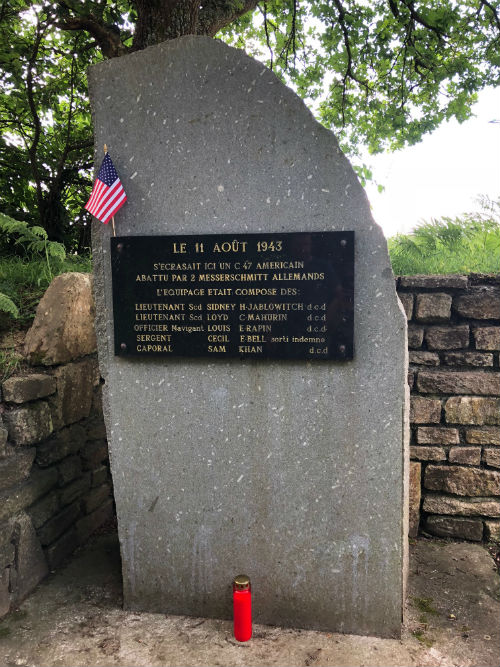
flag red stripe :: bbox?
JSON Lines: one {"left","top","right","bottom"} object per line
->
{"left": 99, "top": 190, "right": 127, "bottom": 223}
{"left": 100, "top": 192, "right": 127, "bottom": 223}
{"left": 85, "top": 180, "right": 107, "bottom": 215}
{"left": 85, "top": 180, "right": 105, "bottom": 212}
{"left": 93, "top": 179, "right": 123, "bottom": 219}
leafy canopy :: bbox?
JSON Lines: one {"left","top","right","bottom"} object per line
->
{"left": 0, "top": 1, "right": 499, "bottom": 242}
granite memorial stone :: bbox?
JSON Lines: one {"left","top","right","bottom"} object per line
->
{"left": 90, "top": 35, "right": 408, "bottom": 637}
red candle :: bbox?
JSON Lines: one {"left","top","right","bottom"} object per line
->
{"left": 233, "top": 574, "right": 252, "bottom": 642}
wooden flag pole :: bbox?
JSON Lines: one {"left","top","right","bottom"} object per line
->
{"left": 103, "top": 144, "right": 116, "bottom": 237}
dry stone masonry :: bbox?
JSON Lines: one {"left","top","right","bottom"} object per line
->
{"left": 0, "top": 274, "right": 113, "bottom": 618}
{"left": 0, "top": 271, "right": 498, "bottom": 621}
{"left": 399, "top": 274, "right": 500, "bottom": 541}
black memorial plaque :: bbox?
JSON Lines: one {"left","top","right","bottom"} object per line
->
{"left": 111, "top": 232, "right": 354, "bottom": 360}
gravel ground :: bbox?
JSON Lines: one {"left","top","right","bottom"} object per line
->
{"left": 0, "top": 532, "right": 498, "bottom": 667}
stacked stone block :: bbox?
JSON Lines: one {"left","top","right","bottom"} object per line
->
{"left": 0, "top": 274, "right": 113, "bottom": 618}
{"left": 397, "top": 275, "right": 500, "bottom": 541}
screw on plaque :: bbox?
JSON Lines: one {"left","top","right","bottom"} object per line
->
{"left": 120, "top": 343, "right": 127, "bottom": 352}
{"left": 340, "top": 239, "right": 347, "bottom": 247}
{"left": 117, "top": 243, "right": 124, "bottom": 252}
{"left": 338, "top": 344, "right": 346, "bottom": 354}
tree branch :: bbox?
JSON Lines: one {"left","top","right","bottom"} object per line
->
{"left": 479, "top": 0, "right": 500, "bottom": 32}
{"left": 260, "top": 2, "right": 274, "bottom": 70}
{"left": 55, "top": 2, "right": 127, "bottom": 58}
{"left": 400, "top": 0, "right": 446, "bottom": 42}
{"left": 26, "top": 14, "right": 47, "bottom": 211}
{"left": 197, "top": 0, "right": 259, "bottom": 37}
{"left": 332, "top": 0, "right": 371, "bottom": 124}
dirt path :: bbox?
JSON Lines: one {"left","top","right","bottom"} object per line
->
{"left": 0, "top": 533, "right": 498, "bottom": 667}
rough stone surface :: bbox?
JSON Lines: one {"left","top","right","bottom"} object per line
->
{"left": 85, "top": 418, "right": 107, "bottom": 441}
{"left": 0, "top": 426, "right": 7, "bottom": 458}
{"left": 483, "top": 448, "right": 500, "bottom": 468}
{"left": 414, "top": 293, "right": 451, "bottom": 322}
{"left": 90, "top": 36, "right": 408, "bottom": 638}
{"left": 75, "top": 499, "right": 114, "bottom": 545}
{"left": 474, "top": 326, "right": 500, "bottom": 350}
{"left": 484, "top": 520, "right": 500, "bottom": 541}
{"left": 454, "top": 288, "right": 500, "bottom": 320}
{"left": 82, "top": 483, "right": 110, "bottom": 514}
{"left": 409, "top": 446, "right": 446, "bottom": 461}
{"left": 59, "top": 472, "right": 91, "bottom": 507}
{"left": 445, "top": 397, "right": 500, "bottom": 425}
{"left": 3, "top": 401, "right": 53, "bottom": 446}
{"left": 37, "top": 502, "right": 81, "bottom": 547}
{"left": 407, "top": 325, "right": 424, "bottom": 348}
{"left": 424, "top": 465, "right": 500, "bottom": 496}
{"left": 465, "top": 426, "right": 500, "bottom": 444}
{"left": 2, "top": 374, "right": 56, "bottom": 404}
{"left": 409, "top": 462, "right": 421, "bottom": 538}
{"left": 0, "top": 446, "right": 35, "bottom": 491}
{"left": 398, "top": 293, "right": 413, "bottom": 320}
{"left": 91, "top": 465, "right": 108, "bottom": 488}
{"left": 24, "top": 273, "right": 97, "bottom": 366}
{"left": 407, "top": 370, "right": 415, "bottom": 390}
{"left": 416, "top": 427, "right": 459, "bottom": 445}
{"left": 11, "top": 513, "right": 48, "bottom": 603}
{"left": 410, "top": 397, "right": 441, "bottom": 424}
{"left": 408, "top": 351, "right": 440, "bottom": 366}
{"left": 422, "top": 494, "right": 500, "bottom": 517}
{"left": 399, "top": 275, "right": 468, "bottom": 289}
{"left": 448, "top": 446, "right": 481, "bottom": 465}
{"left": 80, "top": 439, "right": 108, "bottom": 470}
{"left": 45, "top": 527, "right": 78, "bottom": 569}
{"left": 0, "top": 467, "right": 58, "bottom": 523}
{"left": 0, "top": 522, "right": 15, "bottom": 569}
{"left": 417, "top": 370, "right": 500, "bottom": 395}
{"left": 442, "top": 351, "right": 494, "bottom": 367}
{"left": 425, "top": 515, "right": 483, "bottom": 541}
{"left": 0, "top": 568, "right": 9, "bottom": 617}
{"left": 425, "top": 325, "right": 469, "bottom": 350}
{"left": 36, "top": 423, "right": 86, "bottom": 467}
{"left": 49, "top": 360, "right": 96, "bottom": 429}
{"left": 27, "top": 491, "right": 59, "bottom": 530}
{"left": 57, "top": 455, "right": 82, "bottom": 486}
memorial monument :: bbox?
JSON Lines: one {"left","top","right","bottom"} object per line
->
{"left": 91, "top": 36, "right": 409, "bottom": 638}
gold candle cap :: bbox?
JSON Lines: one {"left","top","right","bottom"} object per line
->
{"left": 233, "top": 574, "right": 250, "bottom": 590}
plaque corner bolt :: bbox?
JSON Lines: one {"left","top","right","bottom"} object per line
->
{"left": 120, "top": 342, "right": 127, "bottom": 352}
{"left": 340, "top": 239, "right": 347, "bottom": 247}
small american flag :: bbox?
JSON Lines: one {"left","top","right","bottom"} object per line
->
{"left": 85, "top": 152, "right": 127, "bottom": 224}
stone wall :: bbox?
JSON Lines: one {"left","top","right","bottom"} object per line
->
{"left": 397, "top": 275, "right": 500, "bottom": 541}
{"left": 1, "top": 271, "right": 499, "bottom": 619}
{"left": 0, "top": 274, "right": 113, "bottom": 618}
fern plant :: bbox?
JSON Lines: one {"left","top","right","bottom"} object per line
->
{"left": 0, "top": 212, "right": 66, "bottom": 281}
{"left": 0, "top": 292, "right": 19, "bottom": 318}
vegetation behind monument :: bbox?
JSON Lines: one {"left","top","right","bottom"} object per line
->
{"left": 0, "top": 1, "right": 499, "bottom": 247}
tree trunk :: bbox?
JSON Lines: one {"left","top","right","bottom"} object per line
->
{"left": 132, "top": 0, "right": 260, "bottom": 51}
{"left": 132, "top": 0, "right": 200, "bottom": 50}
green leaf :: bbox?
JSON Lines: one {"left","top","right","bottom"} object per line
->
{"left": 0, "top": 292, "right": 19, "bottom": 319}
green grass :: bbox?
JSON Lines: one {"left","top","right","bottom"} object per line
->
{"left": 412, "top": 630, "right": 435, "bottom": 647}
{"left": 0, "top": 254, "right": 91, "bottom": 329}
{"left": 388, "top": 202, "right": 500, "bottom": 275}
{"left": 411, "top": 596, "right": 439, "bottom": 615}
